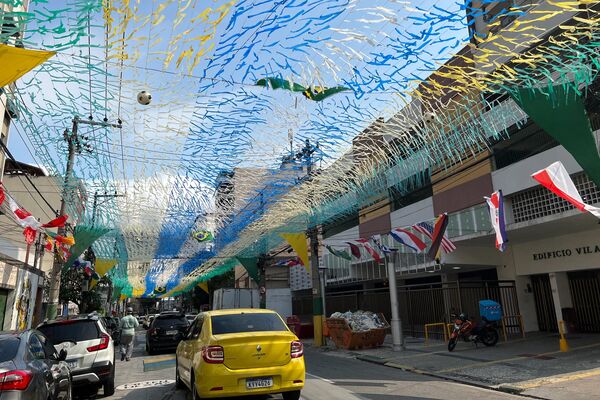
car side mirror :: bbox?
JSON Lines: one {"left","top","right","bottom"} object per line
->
{"left": 58, "top": 349, "right": 67, "bottom": 361}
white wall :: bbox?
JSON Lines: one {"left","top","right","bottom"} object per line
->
{"left": 390, "top": 198, "right": 434, "bottom": 229}
{"left": 492, "top": 145, "right": 582, "bottom": 196}
{"left": 323, "top": 225, "right": 360, "bottom": 250}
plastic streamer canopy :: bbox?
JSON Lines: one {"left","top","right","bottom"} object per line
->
{"left": 3, "top": 0, "right": 600, "bottom": 297}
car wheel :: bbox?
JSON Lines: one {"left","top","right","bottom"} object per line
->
{"left": 175, "top": 359, "right": 185, "bottom": 389}
{"left": 190, "top": 372, "right": 201, "bottom": 400}
{"left": 282, "top": 390, "right": 301, "bottom": 400}
{"left": 103, "top": 373, "right": 115, "bottom": 396}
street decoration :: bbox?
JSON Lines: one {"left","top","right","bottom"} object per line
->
{"left": 485, "top": 191, "right": 508, "bottom": 252}
{"left": 389, "top": 228, "right": 427, "bottom": 253}
{"left": 1, "top": 0, "right": 599, "bottom": 296}
{"left": 275, "top": 258, "right": 302, "bottom": 267}
{"left": 325, "top": 245, "right": 352, "bottom": 261}
{"left": 192, "top": 230, "right": 213, "bottom": 242}
{"left": 0, "top": 44, "right": 54, "bottom": 87}
{"left": 256, "top": 78, "right": 349, "bottom": 101}
{"left": 280, "top": 233, "right": 310, "bottom": 272}
{"left": 412, "top": 222, "right": 456, "bottom": 255}
{"left": 427, "top": 214, "right": 451, "bottom": 263}
{"left": 532, "top": 161, "right": 600, "bottom": 219}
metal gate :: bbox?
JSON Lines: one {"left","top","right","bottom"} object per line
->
{"left": 531, "top": 274, "right": 557, "bottom": 332}
{"left": 568, "top": 270, "right": 600, "bottom": 333}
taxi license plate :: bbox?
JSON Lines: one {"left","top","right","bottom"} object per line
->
{"left": 67, "top": 361, "right": 78, "bottom": 369}
{"left": 166, "top": 330, "right": 178, "bottom": 335}
{"left": 246, "top": 377, "right": 273, "bottom": 389}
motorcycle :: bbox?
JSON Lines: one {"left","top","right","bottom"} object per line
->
{"left": 448, "top": 313, "right": 499, "bottom": 352}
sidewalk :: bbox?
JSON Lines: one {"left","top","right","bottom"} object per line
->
{"left": 315, "top": 332, "right": 600, "bottom": 400}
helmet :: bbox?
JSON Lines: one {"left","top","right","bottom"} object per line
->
{"left": 126, "top": 307, "right": 133, "bottom": 313}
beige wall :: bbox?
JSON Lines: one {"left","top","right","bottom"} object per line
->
{"left": 512, "top": 228, "right": 600, "bottom": 276}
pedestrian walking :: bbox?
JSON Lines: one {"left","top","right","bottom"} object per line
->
{"left": 119, "top": 307, "right": 139, "bottom": 361}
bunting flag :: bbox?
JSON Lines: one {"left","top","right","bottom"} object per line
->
{"left": 280, "top": 233, "right": 310, "bottom": 273}
{"left": 355, "top": 238, "right": 382, "bottom": 263}
{"left": 532, "top": 161, "right": 600, "bottom": 219}
{"left": 90, "top": 259, "right": 119, "bottom": 289}
{"left": 371, "top": 235, "right": 395, "bottom": 254}
{"left": 0, "top": 44, "right": 55, "bottom": 87}
{"left": 426, "top": 214, "right": 450, "bottom": 263}
{"left": 275, "top": 258, "right": 302, "bottom": 267}
{"left": 325, "top": 245, "right": 352, "bottom": 260}
{"left": 198, "top": 281, "right": 209, "bottom": 293}
{"left": 42, "top": 215, "right": 68, "bottom": 228}
{"left": 484, "top": 190, "right": 508, "bottom": 252}
{"left": 412, "top": 221, "right": 456, "bottom": 254}
{"left": 389, "top": 228, "right": 427, "bottom": 253}
{"left": 346, "top": 242, "right": 362, "bottom": 259}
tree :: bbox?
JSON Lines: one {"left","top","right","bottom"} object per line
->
{"left": 59, "top": 268, "right": 110, "bottom": 314}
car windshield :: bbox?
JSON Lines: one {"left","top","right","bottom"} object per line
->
{"left": 153, "top": 316, "right": 187, "bottom": 329}
{"left": 38, "top": 320, "right": 100, "bottom": 344}
{"left": 211, "top": 313, "right": 288, "bottom": 335}
{"left": 0, "top": 337, "right": 19, "bottom": 362}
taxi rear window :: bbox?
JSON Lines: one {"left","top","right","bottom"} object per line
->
{"left": 211, "top": 313, "right": 287, "bottom": 334}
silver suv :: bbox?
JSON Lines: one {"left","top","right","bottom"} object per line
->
{"left": 38, "top": 314, "right": 115, "bottom": 396}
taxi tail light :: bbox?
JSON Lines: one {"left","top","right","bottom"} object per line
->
{"left": 87, "top": 333, "right": 110, "bottom": 352}
{"left": 202, "top": 346, "right": 224, "bottom": 364}
{"left": 0, "top": 370, "right": 33, "bottom": 390}
{"left": 291, "top": 340, "right": 303, "bottom": 358}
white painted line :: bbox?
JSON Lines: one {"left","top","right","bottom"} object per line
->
{"left": 306, "top": 372, "right": 335, "bottom": 384}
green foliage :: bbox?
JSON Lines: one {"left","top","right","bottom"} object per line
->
{"left": 59, "top": 268, "right": 110, "bottom": 313}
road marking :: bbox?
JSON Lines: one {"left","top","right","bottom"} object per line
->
{"left": 504, "top": 367, "right": 600, "bottom": 390}
{"left": 436, "top": 341, "right": 600, "bottom": 373}
{"left": 306, "top": 372, "right": 334, "bottom": 384}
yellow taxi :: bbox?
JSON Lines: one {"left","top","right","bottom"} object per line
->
{"left": 175, "top": 308, "right": 305, "bottom": 399}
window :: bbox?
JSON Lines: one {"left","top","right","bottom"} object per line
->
{"left": 36, "top": 333, "right": 58, "bottom": 360}
{"left": 153, "top": 316, "right": 188, "bottom": 329}
{"left": 188, "top": 316, "right": 204, "bottom": 339}
{"left": 211, "top": 313, "right": 288, "bottom": 335}
{"left": 28, "top": 334, "right": 45, "bottom": 360}
{"left": 0, "top": 337, "right": 19, "bottom": 362}
{"left": 38, "top": 320, "right": 100, "bottom": 344}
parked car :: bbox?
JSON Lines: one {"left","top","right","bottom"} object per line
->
{"left": 0, "top": 330, "right": 72, "bottom": 400}
{"left": 175, "top": 309, "right": 304, "bottom": 400}
{"left": 146, "top": 312, "right": 189, "bottom": 355}
{"left": 101, "top": 316, "right": 121, "bottom": 346}
{"left": 185, "top": 314, "right": 196, "bottom": 325}
{"left": 37, "top": 313, "right": 116, "bottom": 396}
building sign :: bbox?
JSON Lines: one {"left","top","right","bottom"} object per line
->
{"left": 533, "top": 245, "right": 600, "bottom": 261}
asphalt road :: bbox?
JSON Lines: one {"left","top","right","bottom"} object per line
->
{"left": 94, "top": 332, "right": 526, "bottom": 400}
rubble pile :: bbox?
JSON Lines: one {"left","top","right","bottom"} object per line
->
{"left": 330, "top": 310, "right": 387, "bottom": 332}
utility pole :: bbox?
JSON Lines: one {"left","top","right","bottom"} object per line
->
{"left": 386, "top": 253, "right": 405, "bottom": 351}
{"left": 46, "top": 116, "right": 121, "bottom": 320}
{"left": 258, "top": 255, "right": 267, "bottom": 308}
{"left": 309, "top": 226, "right": 325, "bottom": 346}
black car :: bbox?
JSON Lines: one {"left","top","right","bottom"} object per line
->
{"left": 145, "top": 312, "right": 189, "bottom": 354}
{"left": 0, "top": 330, "right": 71, "bottom": 400}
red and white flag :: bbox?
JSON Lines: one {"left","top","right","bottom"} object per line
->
{"left": 532, "top": 161, "right": 600, "bottom": 219}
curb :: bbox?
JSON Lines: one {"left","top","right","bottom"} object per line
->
{"left": 355, "top": 355, "right": 550, "bottom": 400}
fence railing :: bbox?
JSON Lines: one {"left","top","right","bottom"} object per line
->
{"left": 293, "top": 280, "right": 520, "bottom": 339}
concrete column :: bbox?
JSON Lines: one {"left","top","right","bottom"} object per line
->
{"left": 549, "top": 272, "right": 572, "bottom": 323}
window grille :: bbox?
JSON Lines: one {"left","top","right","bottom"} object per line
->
{"left": 511, "top": 173, "right": 600, "bottom": 223}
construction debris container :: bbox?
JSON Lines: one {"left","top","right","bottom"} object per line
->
{"left": 326, "top": 314, "right": 389, "bottom": 350}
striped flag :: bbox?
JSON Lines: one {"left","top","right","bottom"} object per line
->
{"left": 484, "top": 190, "right": 508, "bottom": 252}
{"left": 389, "top": 228, "right": 427, "bottom": 253}
{"left": 532, "top": 161, "right": 600, "bottom": 219}
{"left": 412, "top": 220, "right": 456, "bottom": 254}
{"left": 353, "top": 239, "right": 383, "bottom": 263}
{"left": 427, "top": 214, "right": 450, "bottom": 262}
